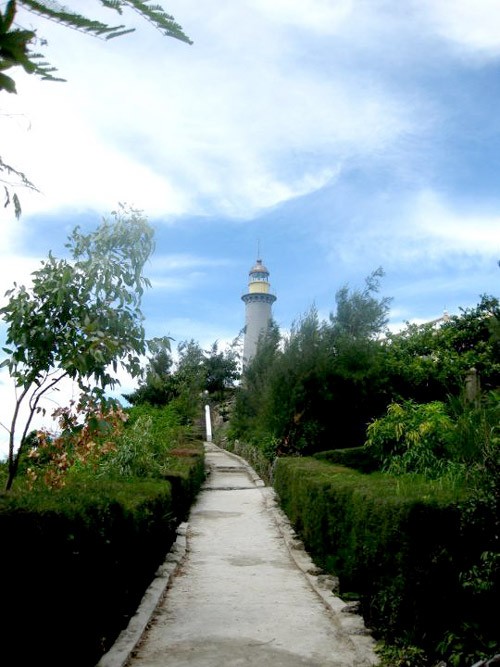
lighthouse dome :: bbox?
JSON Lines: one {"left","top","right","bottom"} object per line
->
{"left": 249, "top": 259, "right": 269, "bottom": 275}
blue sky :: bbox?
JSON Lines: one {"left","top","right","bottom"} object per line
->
{"left": 1, "top": 0, "right": 499, "bottom": 454}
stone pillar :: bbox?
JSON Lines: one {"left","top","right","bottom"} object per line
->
{"left": 205, "top": 404, "right": 212, "bottom": 442}
{"left": 464, "top": 367, "right": 480, "bottom": 406}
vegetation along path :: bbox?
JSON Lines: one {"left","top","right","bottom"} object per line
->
{"left": 99, "top": 443, "right": 379, "bottom": 667}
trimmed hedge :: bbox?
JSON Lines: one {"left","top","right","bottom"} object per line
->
{"left": 273, "top": 457, "right": 497, "bottom": 663}
{"left": 0, "top": 444, "right": 204, "bottom": 667}
{"left": 313, "top": 446, "right": 378, "bottom": 473}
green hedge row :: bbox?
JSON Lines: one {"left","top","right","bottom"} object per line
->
{"left": 0, "top": 445, "right": 204, "bottom": 667}
{"left": 313, "top": 446, "right": 378, "bottom": 473}
{"left": 273, "top": 457, "right": 497, "bottom": 664}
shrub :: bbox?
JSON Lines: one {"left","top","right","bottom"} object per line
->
{"left": 0, "top": 402, "right": 205, "bottom": 666}
{"left": 314, "top": 447, "right": 378, "bottom": 473}
{"left": 365, "top": 400, "right": 458, "bottom": 478}
{"left": 272, "top": 456, "right": 497, "bottom": 666}
{"left": 0, "top": 478, "right": 176, "bottom": 666}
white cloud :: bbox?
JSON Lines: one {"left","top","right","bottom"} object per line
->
{"left": 1, "top": 0, "right": 424, "bottom": 221}
{"left": 148, "top": 254, "right": 237, "bottom": 292}
{"left": 411, "top": 190, "right": 500, "bottom": 256}
{"left": 149, "top": 274, "right": 204, "bottom": 292}
{"left": 151, "top": 254, "right": 234, "bottom": 271}
{"left": 420, "top": 0, "right": 500, "bottom": 58}
{"left": 251, "top": 0, "right": 354, "bottom": 33}
{"left": 1, "top": 81, "right": 190, "bottom": 218}
{"left": 322, "top": 188, "right": 500, "bottom": 271}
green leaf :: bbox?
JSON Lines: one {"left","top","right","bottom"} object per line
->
{"left": 0, "top": 71, "right": 17, "bottom": 93}
{"left": 4, "top": 1, "right": 16, "bottom": 31}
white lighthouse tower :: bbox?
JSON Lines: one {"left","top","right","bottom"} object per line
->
{"left": 241, "top": 257, "right": 276, "bottom": 367}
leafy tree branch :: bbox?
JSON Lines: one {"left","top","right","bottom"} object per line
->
{"left": 1, "top": 0, "right": 191, "bottom": 93}
{"left": 0, "top": 0, "right": 191, "bottom": 216}
{"left": 1, "top": 153, "right": 39, "bottom": 218}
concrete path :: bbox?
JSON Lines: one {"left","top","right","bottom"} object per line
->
{"left": 98, "top": 443, "right": 379, "bottom": 667}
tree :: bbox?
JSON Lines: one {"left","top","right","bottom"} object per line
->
{"left": 203, "top": 341, "right": 239, "bottom": 398}
{"left": 125, "top": 338, "right": 240, "bottom": 410}
{"left": 380, "top": 295, "right": 500, "bottom": 404}
{"left": 123, "top": 336, "right": 177, "bottom": 407}
{"left": 0, "top": 205, "right": 155, "bottom": 489}
{"left": 1, "top": 0, "right": 192, "bottom": 217}
{"left": 230, "top": 271, "right": 392, "bottom": 455}
{"left": 175, "top": 339, "right": 206, "bottom": 396}
{"left": 329, "top": 267, "right": 391, "bottom": 343}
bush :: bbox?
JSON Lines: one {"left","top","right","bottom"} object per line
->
{"left": 0, "top": 402, "right": 205, "bottom": 666}
{"left": 365, "top": 400, "right": 459, "bottom": 478}
{"left": 314, "top": 447, "right": 378, "bottom": 473}
{"left": 273, "top": 456, "right": 497, "bottom": 666}
{"left": 0, "top": 479, "right": 176, "bottom": 666}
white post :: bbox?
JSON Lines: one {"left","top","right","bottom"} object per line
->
{"left": 205, "top": 404, "right": 212, "bottom": 442}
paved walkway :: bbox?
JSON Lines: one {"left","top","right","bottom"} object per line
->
{"left": 98, "top": 443, "right": 379, "bottom": 667}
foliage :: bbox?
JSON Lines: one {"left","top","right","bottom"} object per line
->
{"left": 203, "top": 340, "right": 240, "bottom": 396}
{"left": 100, "top": 414, "right": 162, "bottom": 477}
{"left": 230, "top": 290, "right": 499, "bottom": 464}
{"left": 365, "top": 400, "right": 458, "bottom": 478}
{"left": 0, "top": 154, "right": 39, "bottom": 219}
{"left": 17, "top": 395, "right": 198, "bottom": 486}
{"left": 375, "top": 641, "right": 428, "bottom": 667}
{"left": 230, "top": 270, "right": 391, "bottom": 454}
{"left": 125, "top": 337, "right": 239, "bottom": 412}
{"left": 173, "top": 338, "right": 239, "bottom": 401}
{"left": 0, "top": 0, "right": 191, "bottom": 93}
{"left": 0, "top": 473, "right": 193, "bottom": 666}
{"left": 449, "top": 389, "right": 500, "bottom": 467}
{"left": 0, "top": 397, "right": 204, "bottom": 666}
{"left": 380, "top": 295, "right": 500, "bottom": 403}
{"left": 122, "top": 336, "right": 177, "bottom": 407}
{"left": 0, "top": 0, "right": 51, "bottom": 93}
{"left": 313, "top": 446, "right": 378, "bottom": 473}
{"left": 273, "top": 455, "right": 497, "bottom": 667}
{"left": 329, "top": 266, "right": 391, "bottom": 342}
{"left": 96, "top": 402, "right": 187, "bottom": 478}
{"left": 0, "top": 206, "right": 154, "bottom": 489}
{"left": 365, "top": 390, "right": 500, "bottom": 482}
{"left": 22, "top": 398, "right": 128, "bottom": 488}
{"left": 229, "top": 319, "right": 281, "bottom": 449}
{"left": 0, "top": 0, "right": 191, "bottom": 217}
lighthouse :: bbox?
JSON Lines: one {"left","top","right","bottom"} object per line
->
{"left": 241, "top": 257, "right": 277, "bottom": 367}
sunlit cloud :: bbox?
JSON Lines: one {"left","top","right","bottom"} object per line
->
{"left": 412, "top": 191, "right": 500, "bottom": 256}
{"left": 151, "top": 254, "right": 234, "bottom": 271}
{"left": 252, "top": 0, "right": 354, "bottom": 33}
{"left": 420, "top": 0, "right": 500, "bottom": 58}
{"left": 3, "top": 0, "right": 427, "bottom": 221}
